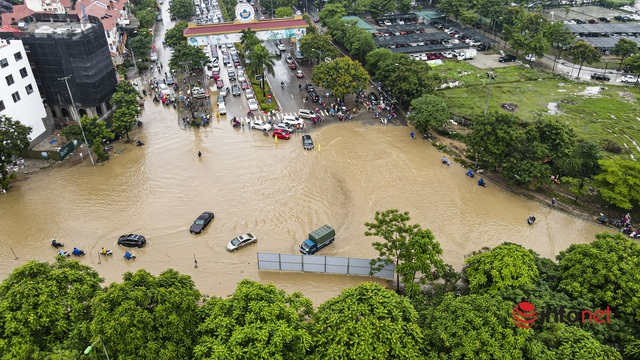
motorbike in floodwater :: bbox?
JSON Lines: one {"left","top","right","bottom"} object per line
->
{"left": 51, "top": 239, "right": 64, "bottom": 248}
{"left": 528, "top": 216, "right": 536, "bottom": 225}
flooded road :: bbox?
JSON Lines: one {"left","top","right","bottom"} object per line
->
{"left": 0, "top": 101, "right": 611, "bottom": 304}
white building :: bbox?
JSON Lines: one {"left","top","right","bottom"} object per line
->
{"left": 0, "top": 39, "right": 48, "bottom": 143}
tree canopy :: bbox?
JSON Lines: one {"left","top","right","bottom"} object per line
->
{"left": 194, "top": 280, "right": 312, "bottom": 359}
{"left": 312, "top": 57, "right": 369, "bottom": 101}
{"left": 310, "top": 282, "right": 423, "bottom": 359}
{"left": 0, "top": 115, "right": 31, "bottom": 191}
{"left": 407, "top": 94, "right": 450, "bottom": 135}
{"left": 274, "top": 6, "right": 293, "bottom": 18}
{"left": 0, "top": 259, "right": 103, "bottom": 359}
{"left": 90, "top": 269, "right": 202, "bottom": 359}
{"left": 299, "top": 33, "right": 340, "bottom": 64}
{"left": 569, "top": 41, "right": 601, "bottom": 78}
{"left": 169, "top": 0, "right": 195, "bottom": 21}
{"left": 61, "top": 115, "right": 114, "bottom": 161}
{"left": 463, "top": 243, "right": 540, "bottom": 294}
{"left": 594, "top": 158, "right": 640, "bottom": 210}
{"left": 169, "top": 43, "right": 209, "bottom": 72}
{"left": 164, "top": 21, "right": 189, "bottom": 49}
{"left": 612, "top": 38, "right": 638, "bottom": 69}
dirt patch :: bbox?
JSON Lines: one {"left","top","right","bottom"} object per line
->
{"left": 501, "top": 103, "right": 519, "bottom": 112}
{"left": 618, "top": 91, "right": 636, "bottom": 104}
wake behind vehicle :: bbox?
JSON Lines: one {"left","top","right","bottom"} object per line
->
{"left": 190, "top": 211, "right": 214, "bottom": 234}
{"left": 118, "top": 234, "right": 147, "bottom": 248}
{"left": 300, "top": 225, "right": 335, "bottom": 255}
{"left": 227, "top": 233, "right": 258, "bottom": 251}
{"left": 302, "top": 134, "right": 314, "bottom": 150}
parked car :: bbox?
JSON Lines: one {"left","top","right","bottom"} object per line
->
{"left": 476, "top": 44, "right": 491, "bottom": 51}
{"left": 302, "top": 134, "right": 314, "bottom": 150}
{"left": 190, "top": 211, "right": 214, "bottom": 234}
{"left": 150, "top": 52, "right": 158, "bottom": 62}
{"left": 217, "top": 94, "right": 225, "bottom": 106}
{"left": 619, "top": 75, "right": 638, "bottom": 83}
{"left": 245, "top": 89, "right": 255, "bottom": 99}
{"left": 304, "top": 84, "right": 314, "bottom": 92}
{"left": 248, "top": 98, "right": 259, "bottom": 111}
{"left": 368, "top": 92, "right": 379, "bottom": 104}
{"left": 272, "top": 128, "right": 291, "bottom": 140}
{"left": 228, "top": 69, "right": 236, "bottom": 81}
{"left": 216, "top": 79, "right": 224, "bottom": 88}
{"left": 251, "top": 121, "right": 272, "bottom": 131}
{"left": 285, "top": 55, "right": 294, "bottom": 64}
{"left": 237, "top": 73, "right": 246, "bottom": 82}
{"left": 220, "top": 86, "right": 229, "bottom": 97}
{"left": 277, "top": 43, "right": 286, "bottom": 51}
{"left": 117, "top": 234, "right": 146, "bottom": 248}
{"left": 591, "top": 73, "right": 610, "bottom": 81}
{"left": 289, "top": 62, "right": 297, "bottom": 70}
{"left": 232, "top": 84, "right": 241, "bottom": 96}
{"left": 241, "top": 81, "right": 250, "bottom": 90}
{"left": 210, "top": 70, "right": 220, "bottom": 80}
{"left": 498, "top": 54, "right": 517, "bottom": 62}
{"left": 226, "top": 233, "right": 257, "bottom": 251}
{"left": 525, "top": 54, "right": 536, "bottom": 62}
{"left": 166, "top": 75, "right": 174, "bottom": 85}
{"left": 598, "top": 17, "right": 611, "bottom": 22}
{"left": 296, "top": 69, "right": 304, "bottom": 78}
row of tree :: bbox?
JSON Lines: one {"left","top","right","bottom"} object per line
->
{"left": 322, "top": 0, "right": 413, "bottom": 19}
{"left": 1, "top": 209, "right": 638, "bottom": 358}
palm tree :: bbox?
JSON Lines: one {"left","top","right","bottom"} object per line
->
{"left": 240, "top": 28, "right": 259, "bottom": 50}
{"left": 247, "top": 44, "right": 276, "bottom": 96}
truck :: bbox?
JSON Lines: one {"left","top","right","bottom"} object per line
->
{"left": 299, "top": 225, "right": 335, "bottom": 255}
{"left": 456, "top": 49, "right": 477, "bottom": 61}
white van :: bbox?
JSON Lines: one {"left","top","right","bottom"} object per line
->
{"left": 159, "top": 84, "right": 171, "bottom": 97}
{"left": 298, "top": 109, "right": 316, "bottom": 119}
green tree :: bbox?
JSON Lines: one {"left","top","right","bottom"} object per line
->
{"left": 343, "top": 25, "right": 375, "bottom": 62}
{"left": 612, "top": 38, "right": 638, "bottom": 70}
{"left": 623, "top": 53, "right": 640, "bottom": 82}
{"left": 61, "top": 115, "right": 114, "bottom": 162}
{"left": 299, "top": 33, "right": 339, "bottom": 64}
{"left": 466, "top": 112, "right": 523, "bottom": 171}
{"left": 275, "top": 6, "right": 293, "bottom": 18}
{"left": 397, "top": 0, "right": 412, "bottom": 13}
{"left": 128, "top": 34, "right": 153, "bottom": 60}
{"left": 0, "top": 115, "right": 31, "bottom": 191}
{"left": 437, "top": 0, "right": 468, "bottom": 22}
{"left": 0, "top": 259, "right": 103, "bottom": 359}
{"left": 164, "top": 21, "right": 189, "bottom": 48}
{"left": 193, "top": 280, "right": 312, "bottom": 359}
{"left": 240, "top": 27, "right": 260, "bottom": 51}
{"left": 169, "top": 43, "right": 209, "bottom": 72}
{"left": 364, "top": 48, "right": 394, "bottom": 72}
{"left": 421, "top": 294, "right": 536, "bottom": 359}
{"left": 136, "top": 8, "right": 156, "bottom": 29}
{"left": 110, "top": 81, "right": 140, "bottom": 140}
{"left": 368, "top": 0, "right": 395, "bottom": 20}
{"left": 594, "top": 158, "right": 640, "bottom": 210}
{"left": 260, "top": 0, "right": 295, "bottom": 16}
{"left": 90, "top": 269, "right": 201, "bottom": 359}
{"left": 525, "top": 33, "right": 550, "bottom": 61}
{"left": 463, "top": 243, "right": 540, "bottom": 294}
{"left": 556, "top": 233, "right": 640, "bottom": 347}
{"left": 372, "top": 53, "right": 437, "bottom": 105}
{"left": 537, "top": 323, "right": 622, "bottom": 359}
{"left": 169, "top": 0, "right": 195, "bottom": 21}
{"left": 544, "top": 21, "right": 576, "bottom": 71}
{"left": 569, "top": 41, "right": 601, "bottom": 78}
{"left": 318, "top": 3, "right": 346, "bottom": 24}
{"left": 365, "top": 209, "right": 447, "bottom": 296}
{"left": 556, "top": 140, "right": 601, "bottom": 201}
{"left": 247, "top": 43, "right": 276, "bottom": 93}
{"left": 407, "top": 94, "right": 450, "bottom": 135}
{"left": 310, "top": 282, "right": 423, "bottom": 359}
{"left": 312, "top": 57, "right": 369, "bottom": 101}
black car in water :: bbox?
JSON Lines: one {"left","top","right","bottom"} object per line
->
{"left": 190, "top": 211, "right": 214, "bottom": 234}
{"left": 308, "top": 90, "right": 320, "bottom": 102}
{"left": 117, "top": 234, "right": 147, "bottom": 248}
{"left": 302, "top": 135, "right": 314, "bottom": 150}
{"left": 368, "top": 92, "right": 379, "bottom": 105}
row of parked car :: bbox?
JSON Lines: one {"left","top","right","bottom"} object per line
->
{"left": 432, "top": 22, "right": 485, "bottom": 48}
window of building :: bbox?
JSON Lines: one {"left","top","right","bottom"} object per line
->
{"left": 19, "top": 68, "right": 28, "bottom": 78}
{"left": 12, "top": 91, "right": 20, "bottom": 103}
{"left": 0, "top": 100, "right": 5, "bottom": 112}
{"left": 14, "top": 52, "right": 23, "bottom": 61}
{"left": 0, "top": 58, "right": 7, "bottom": 68}
{"left": 6, "top": 74, "right": 14, "bottom": 86}
{"left": 25, "top": 84, "right": 34, "bottom": 94}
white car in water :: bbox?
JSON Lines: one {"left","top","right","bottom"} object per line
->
{"left": 226, "top": 233, "right": 257, "bottom": 251}
{"left": 248, "top": 99, "right": 259, "bottom": 111}
{"left": 251, "top": 121, "right": 272, "bottom": 131}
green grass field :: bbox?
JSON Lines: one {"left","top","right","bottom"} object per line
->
{"left": 433, "top": 63, "right": 640, "bottom": 158}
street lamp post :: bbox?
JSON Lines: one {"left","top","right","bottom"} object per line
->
{"left": 484, "top": 72, "right": 497, "bottom": 116}
{"left": 59, "top": 75, "right": 95, "bottom": 166}
{"left": 123, "top": 47, "right": 139, "bottom": 89}
{"left": 84, "top": 338, "right": 110, "bottom": 359}
{"left": 311, "top": 48, "right": 322, "bottom": 65}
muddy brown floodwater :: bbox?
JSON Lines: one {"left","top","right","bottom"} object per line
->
{"left": 0, "top": 100, "right": 612, "bottom": 305}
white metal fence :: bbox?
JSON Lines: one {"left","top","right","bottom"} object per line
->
{"left": 257, "top": 252, "right": 395, "bottom": 280}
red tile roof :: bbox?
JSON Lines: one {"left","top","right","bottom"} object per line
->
{"left": 184, "top": 18, "right": 308, "bottom": 37}
{"left": 1, "top": 5, "right": 38, "bottom": 26}
{"left": 69, "top": 0, "right": 121, "bottom": 31}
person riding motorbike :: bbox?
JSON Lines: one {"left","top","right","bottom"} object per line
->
{"left": 72, "top": 247, "right": 84, "bottom": 256}
{"left": 51, "top": 239, "right": 63, "bottom": 248}
{"left": 298, "top": 83, "right": 302, "bottom": 91}
{"left": 263, "top": 128, "right": 269, "bottom": 136}
{"left": 597, "top": 213, "right": 607, "bottom": 224}
{"left": 478, "top": 178, "right": 486, "bottom": 187}
{"left": 281, "top": 81, "right": 285, "bottom": 88}
{"left": 124, "top": 251, "right": 135, "bottom": 260}
{"left": 58, "top": 250, "right": 70, "bottom": 256}
{"left": 466, "top": 169, "right": 474, "bottom": 178}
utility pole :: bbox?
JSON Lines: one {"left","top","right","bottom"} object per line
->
{"left": 484, "top": 72, "right": 497, "bottom": 116}
{"left": 59, "top": 75, "right": 95, "bottom": 166}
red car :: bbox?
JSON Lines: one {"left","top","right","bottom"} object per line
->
{"left": 296, "top": 69, "right": 304, "bottom": 78}
{"left": 210, "top": 70, "right": 220, "bottom": 80}
{"left": 273, "top": 129, "right": 290, "bottom": 140}
{"left": 289, "top": 62, "right": 297, "bottom": 70}
{"left": 241, "top": 81, "right": 249, "bottom": 90}
{"left": 216, "top": 79, "right": 224, "bottom": 88}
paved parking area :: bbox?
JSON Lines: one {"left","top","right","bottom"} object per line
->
{"left": 464, "top": 53, "right": 522, "bottom": 69}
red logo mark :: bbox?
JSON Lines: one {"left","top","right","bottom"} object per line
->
{"left": 512, "top": 301, "right": 537, "bottom": 329}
